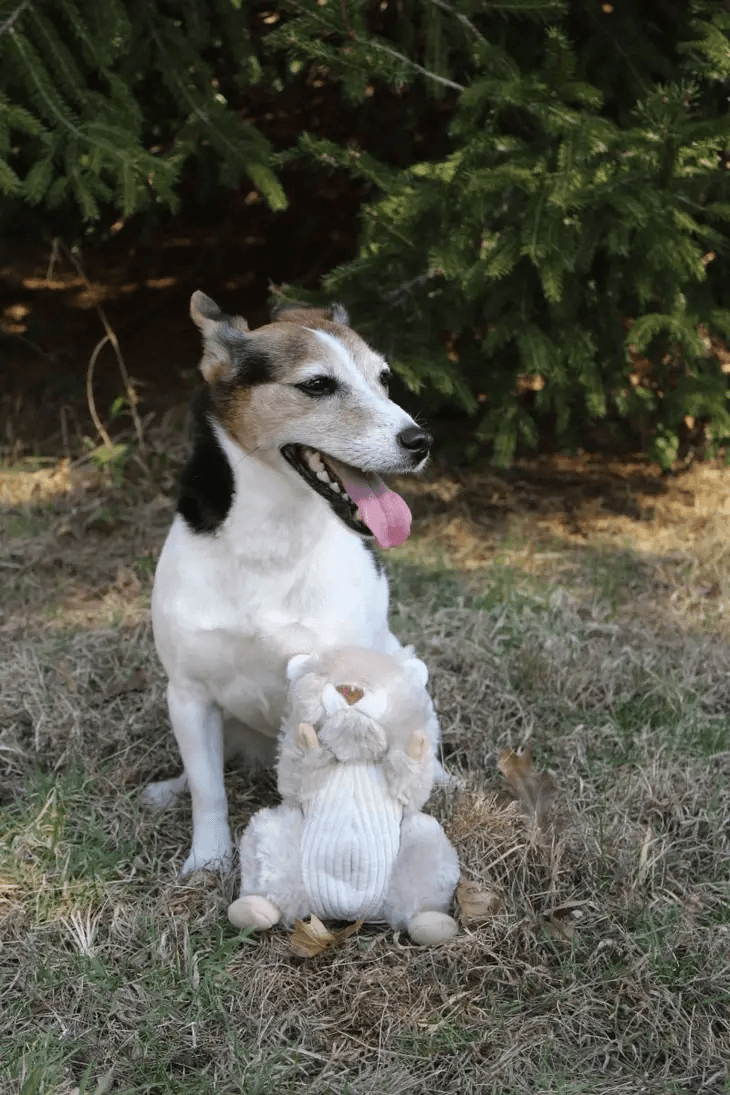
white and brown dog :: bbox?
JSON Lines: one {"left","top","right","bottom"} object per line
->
{"left": 147, "top": 292, "right": 437, "bottom": 875}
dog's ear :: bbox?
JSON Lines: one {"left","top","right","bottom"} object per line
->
{"left": 190, "top": 290, "right": 251, "bottom": 384}
{"left": 327, "top": 302, "right": 349, "bottom": 325}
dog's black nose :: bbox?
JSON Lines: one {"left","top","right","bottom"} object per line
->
{"left": 397, "top": 426, "right": 432, "bottom": 460}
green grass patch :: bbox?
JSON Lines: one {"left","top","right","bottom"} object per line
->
{"left": 2, "top": 487, "right": 730, "bottom": 1095}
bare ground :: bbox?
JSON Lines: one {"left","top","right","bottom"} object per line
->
{"left": 1, "top": 431, "right": 729, "bottom": 1095}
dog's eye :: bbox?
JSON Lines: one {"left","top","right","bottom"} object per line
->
{"left": 296, "top": 376, "right": 339, "bottom": 397}
{"left": 380, "top": 370, "right": 391, "bottom": 392}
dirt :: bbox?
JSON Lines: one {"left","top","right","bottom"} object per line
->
{"left": 3, "top": 159, "right": 730, "bottom": 608}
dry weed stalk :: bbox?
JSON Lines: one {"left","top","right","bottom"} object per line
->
{"left": 50, "top": 239, "right": 147, "bottom": 456}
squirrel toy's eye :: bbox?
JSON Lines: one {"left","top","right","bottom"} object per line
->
{"left": 296, "top": 376, "right": 339, "bottom": 397}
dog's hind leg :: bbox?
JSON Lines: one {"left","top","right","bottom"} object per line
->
{"left": 141, "top": 719, "right": 275, "bottom": 814}
{"left": 166, "top": 681, "right": 233, "bottom": 876}
{"left": 141, "top": 772, "right": 189, "bottom": 810}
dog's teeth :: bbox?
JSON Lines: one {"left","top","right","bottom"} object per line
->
{"left": 309, "top": 453, "right": 325, "bottom": 472}
{"left": 316, "top": 471, "right": 330, "bottom": 483}
{"left": 331, "top": 482, "right": 342, "bottom": 494}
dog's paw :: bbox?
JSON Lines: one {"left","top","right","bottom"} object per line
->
{"left": 140, "top": 774, "right": 189, "bottom": 811}
{"left": 228, "top": 895, "right": 281, "bottom": 932}
{"left": 406, "top": 910, "right": 459, "bottom": 946}
{"left": 181, "top": 832, "right": 234, "bottom": 877}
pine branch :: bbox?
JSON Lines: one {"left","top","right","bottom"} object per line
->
{"left": 426, "top": 0, "right": 488, "bottom": 46}
{"left": 282, "top": 0, "right": 465, "bottom": 92}
{"left": 365, "top": 35, "right": 464, "bottom": 91}
{"left": 0, "top": 0, "right": 34, "bottom": 38}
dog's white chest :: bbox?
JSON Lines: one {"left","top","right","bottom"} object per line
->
{"left": 300, "top": 763, "right": 402, "bottom": 922}
{"left": 152, "top": 512, "right": 392, "bottom": 736}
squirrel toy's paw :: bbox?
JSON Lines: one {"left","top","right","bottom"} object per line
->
{"left": 407, "top": 910, "right": 459, "bottom": 946}
{"left": 297, "top": 722, "right": 319, "bottom": 749}
{"left": 227, "top": 895, "right": 281, "bottom": 931}
{"left": 407, "top": 731, "right": 428, "bottom": 763}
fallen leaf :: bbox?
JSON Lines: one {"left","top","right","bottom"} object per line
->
{"left": 498, "top": 747, "right": 556, "bottom": 837}
{"left": 456, "top": 879, "right": 503, "bottom": 923}
{"left": 544, "top": 914, "right": 576, "bottom": 943}
{"left": 101, "top": 668, "right": 148, "bottom": 702}
{"left": 290, "top": 914, "right": 364, "bottom": 958}
{"left": 543, "top": 900, "right": 592, "bottom": 919}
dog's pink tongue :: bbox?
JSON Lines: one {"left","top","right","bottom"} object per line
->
{"left": 339, "top": 472, "right": 412, "bottom": 549}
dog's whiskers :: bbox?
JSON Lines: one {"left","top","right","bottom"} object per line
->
{"left": 232, "top": 444, "right": 261, "bottom": 469}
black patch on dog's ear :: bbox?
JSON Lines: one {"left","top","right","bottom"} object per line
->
{"left": 177, "top": 388, "right": 235, "bottom": 534}
{"left": 228, "top": 341, "right": 275, "bottom": 387}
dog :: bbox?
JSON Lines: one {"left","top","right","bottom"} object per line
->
{"left": 145, "top": 291, "right": 436, "bottom": 875}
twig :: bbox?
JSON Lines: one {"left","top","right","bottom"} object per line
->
{"left": 284, "top": 0, "right": 464, "bottom": 92}
{"left": 54, "top": 240, "right": 147, "bottom": 454}
{"left": 427, "top": 0, "right": 488, "bottom": 46}
{"left": 86, "top": 335, "right": 114, "bottom": 450}
{"left": 1, "top": 330, "right": 56, "bottom": 361}
{"left": 360, "top": 36, "right": 464, "bottom": 91}
{"left": 0, "top": 0, "right": 34, "bottom": 38}
{"left": 383, "top": 268, "right": 441, "bottom": 307}
{"left": 60, "top": 403, "right": 70, "bottom": 458}
{"left": 45, "top": 236, "right": 60, "bottom": 282}
{"left": 339, "top": 0, "right": 355, "bottom": 39}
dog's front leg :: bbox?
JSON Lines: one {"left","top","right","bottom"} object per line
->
{"left": 167, "top": 681, "right": 233, "bottom": 875}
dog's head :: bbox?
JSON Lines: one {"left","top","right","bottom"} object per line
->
{"left": 190, "top": 291, "right": 431, "bottom": 548}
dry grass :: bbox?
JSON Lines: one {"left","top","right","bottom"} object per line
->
{"left": 1, "top": 439, "right": 729, "bottom": 1095}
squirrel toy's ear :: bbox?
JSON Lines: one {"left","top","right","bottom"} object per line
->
{"left": 403, "top": 656, "right": 429, "bottom": 689}
{"left": 286, "top": 653, "right": 315, "bottom": 682}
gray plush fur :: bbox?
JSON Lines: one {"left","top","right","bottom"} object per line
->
{"left": 228, "top": 646, "right": 460, "bottom": 945}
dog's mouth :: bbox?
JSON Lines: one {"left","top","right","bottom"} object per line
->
{"left": 280, "top": 444, "right": 412, "bottom": 549}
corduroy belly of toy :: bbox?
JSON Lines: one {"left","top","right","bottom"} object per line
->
{"left": 301, "top": 762, "right": 402, "bottom": 921}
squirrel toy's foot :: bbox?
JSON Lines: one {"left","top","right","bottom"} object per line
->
{"left": 227, "top": 895, "right": 281, "bottom": 931}
{"left": 407, "top": 910, "right": 459, "bottom": 946}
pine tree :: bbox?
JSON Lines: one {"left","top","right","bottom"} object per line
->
{"left": 273, "top": 0, "right": 730, "bottom": 467}
{"left": 0, "top": 0, "right": 285, "bottom": 221}
{"left": 3, "top": 0, "right": 730, "bottom": 465}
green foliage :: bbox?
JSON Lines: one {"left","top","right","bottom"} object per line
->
{"left": 3, "top": 0, "right": 730, "bottom": 464}
{"left": 0, "top": 0, "right": 283, "bottom": 222}
{"left": 276, "top": 0, "right": 730, "bottom": 467}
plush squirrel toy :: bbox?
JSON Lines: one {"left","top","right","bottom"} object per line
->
{"left": 227, "top": 646, "right": 460, "bottom": 946}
